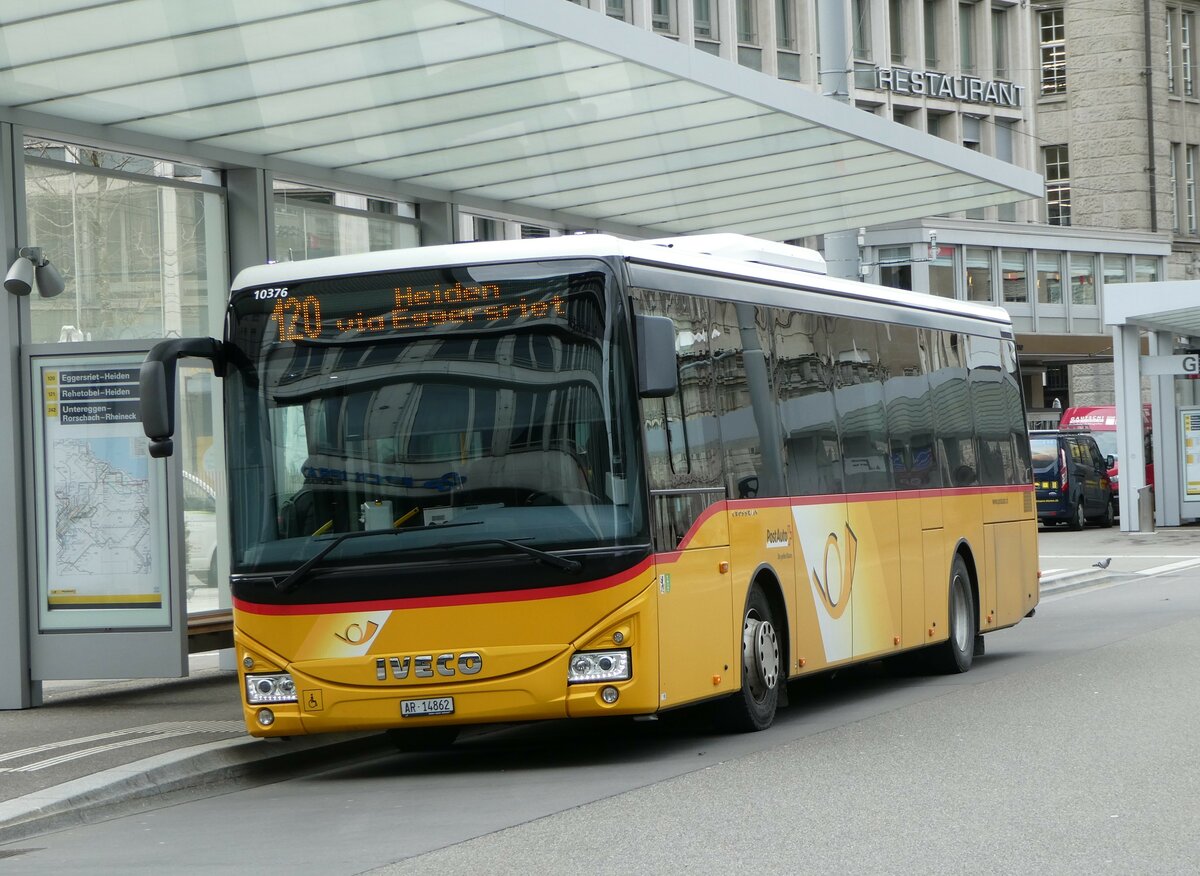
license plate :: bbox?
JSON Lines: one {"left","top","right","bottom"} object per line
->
{"left": 401, "top": 696, "right": 454, "bottom": 717}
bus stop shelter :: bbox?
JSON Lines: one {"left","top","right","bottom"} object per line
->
{"left": 1105, "top": 280, "right": 1200, "bottom": 532}
{"left": 0, "top": 0, "right": 1043, "bottom": 710}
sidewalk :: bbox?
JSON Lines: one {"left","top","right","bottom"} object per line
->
{"left": 3, "top": 523, "right": 1199, "bottom": 844}
{"left": 1036, "top": 522, "right": 1200, "bottom": 593}
{"left": 0, "top": 654, "right": 391, "bottom": 844}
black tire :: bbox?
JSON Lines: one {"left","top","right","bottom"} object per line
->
{"left": 716, "top": 585, "right": 781, "bottom": 732}
{"left": 385, "top": 726, "right": 459, "bottom": 751}
{"left": 1088, "top": 498, "right": 1115, "bottom": 528}
{"left": 1067, "top": 500, "right": 1085, "bottom": 531}
{"left": 930, "top": 555, "right": 976, "bottom": 674}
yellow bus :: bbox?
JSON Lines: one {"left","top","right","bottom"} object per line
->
{"left": 141, "top": 233, "right": 1038, "bottom": 743}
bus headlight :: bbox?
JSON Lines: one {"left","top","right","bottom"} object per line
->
{"left": 568, "top": 649, "right": 631, "bottom": 684}
{"left": 246, "top": 673, "right": 298, "bottom": 704}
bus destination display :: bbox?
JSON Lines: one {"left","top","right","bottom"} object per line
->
{"left": 264, "top": 282, "right": 568, "bottom": 342}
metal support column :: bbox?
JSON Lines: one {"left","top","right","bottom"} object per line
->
{"left": 1114, "top": 324, "right": 1148, "bottom": 532}
{"left": 0, "top": 122, "right": 39, "bottom": 709}
{"left": 1149, "top": 330, "right": 1180, "bottom": 526}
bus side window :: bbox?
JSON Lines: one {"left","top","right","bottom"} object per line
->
{"left": 930, "top": 330, "right": 978, "bottom": 487}
{"left": 632, "top": 288, "right": 723, "bottom": 549}
{"left": 880, "top": 323, "right": 939, "bottom": 490}
{"left": 710, "top": 300, "right": 784, "bottom": 499}
{"left": 773, "top": 309, "right": 843, "bottom": 496}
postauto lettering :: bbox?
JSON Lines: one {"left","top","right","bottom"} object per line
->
{"left": 300, "top": 465, "right": 466, "bottom": 492}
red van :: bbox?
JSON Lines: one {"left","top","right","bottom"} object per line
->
{"left": 1058, "top": 405, "right": 1153, "bottom": 515}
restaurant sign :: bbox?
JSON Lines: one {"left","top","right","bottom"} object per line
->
{"left": 876, "top": 68, "right": 1024, "bottom": 108}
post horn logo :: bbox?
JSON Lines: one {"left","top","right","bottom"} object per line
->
{"left": 334, "top": 620, "right": 380, "bottom": 645}
{"left": 811, "top": 524, "right": 858, "bottom": 620}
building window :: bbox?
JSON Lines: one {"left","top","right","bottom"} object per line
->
{"left": 1186, "top": 11, "right": 1197, "bottom": 96}
{"left": 965, "top": 247, "right": 992, "bottom": 302}
{"left": 1044, "top": 145, "right": 1071, "bottom": 226}
{"left": 929, "top": 246, "right": 956, "bottom": 297}
{"left": 1189, "top": 145, "right": 1199, "bottom": 233}
{"left": 1168, "top": 9, "right": 1177, "bottom": 95}
{"left": 1001, "top": 249, "right": 1028, "bottom": 302}
{"left": 890, "top": 0, "right": 906, "bottom": 63}
{"left": 1103, "top": 254, "right": 1129, "bottom": 287}
{"left": 1172, "top": 141, "right": 1182, "bottom": 231}
{"left": 694, "top": 0, "right": 717, "bottom": 39}
{"left": 992, "top": 7, "right": 1009, "bottom": 79}
{"left": 1135, "top": 256, "right": 1160, "bottom": 282}
{"left": 1039, "top": 8, "right": 1066, "bottom": 95}
{"left": 853, "top": 0, "right": 872, "bottom": 60}
{"left": 606, "top": 0, "right": 629, "bottom": 21}
{"left": 924, "top": 0, "right": 940, "bottom": 67}
{"left": 1037, "top": 252, "right": 1064, "bottom": 305}
{"left": 737, "top": 0, "right": 758, "bottom": 42}
{"left": 776, "top": 0, "right": 797, "bottom": 49}
{"left": 879, "top": 246, "right": 913, "bottom": 289}
{"left": 652, "top": 0, "right": 677, "bottom": 34}
{"left": 959, "top": 2, "right": 976, "bottom": 75}
{"left": 1070, "top": 254, "right": 1096, "bottom": 305}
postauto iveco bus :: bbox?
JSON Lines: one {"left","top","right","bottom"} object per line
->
{"left": 140, "top": 234, "right": 1038, "bottom": 743}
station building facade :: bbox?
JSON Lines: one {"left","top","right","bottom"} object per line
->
{"left": 566, "top": 0, "right": 1187, "bottom": 422}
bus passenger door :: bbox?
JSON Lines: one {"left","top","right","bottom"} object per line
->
{"left": 652, "top": 492, "right": 735, "bottom": 708}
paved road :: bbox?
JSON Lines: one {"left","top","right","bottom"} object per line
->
{"left": 2, "top": 559, "right": 1198, "bottom": 874}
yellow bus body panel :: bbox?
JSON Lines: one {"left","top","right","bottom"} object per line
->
{"left": 235, "top": 487, "right": 1037, "bottom": 736}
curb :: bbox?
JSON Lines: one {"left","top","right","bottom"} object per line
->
{"left": 0, "top": 730, "right": 391, "bottom": 844}
{"left": 1039, "top": 569, "right": 1134, "bottom": 596}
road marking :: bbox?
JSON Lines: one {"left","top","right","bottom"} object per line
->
{"left": 1041, "top": 554, "right": 1200, "bottom": 560}
{"left": 1137, "top": 558, "right": 1200, "bottom": 576}
{"left": 0, "top": 721, "right": 243, "bottom": 773}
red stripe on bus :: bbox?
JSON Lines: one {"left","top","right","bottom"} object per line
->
{"left": 233, "top": 556, "right": 656, "bottom": 616}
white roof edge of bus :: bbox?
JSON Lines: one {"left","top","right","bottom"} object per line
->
{"left": 230, "top": 234, "right": 1012, "bottom": 328}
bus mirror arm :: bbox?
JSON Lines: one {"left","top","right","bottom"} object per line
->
{"left": 634, "top": 314, "right": 678, "bottom": 398}
{"left": 140, "top": 336, "right": 226, "bottom": 459}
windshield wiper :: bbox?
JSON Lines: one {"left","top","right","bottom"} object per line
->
{"left": 431, "top": 537, "right": 582, "bottom": 573}
{"left": 275, "top": 521, "right": 482, "bottom": 593}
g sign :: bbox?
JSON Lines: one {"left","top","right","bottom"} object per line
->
{"left": 1139, "top": 354, "right": 1200, "bottom": 376}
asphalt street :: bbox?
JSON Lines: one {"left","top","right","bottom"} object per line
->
{"left": 1, "top": 521, "right": 1198, "bottom": 858}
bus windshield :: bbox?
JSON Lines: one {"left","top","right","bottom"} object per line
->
{"left": 224, "top": 258, "right": 647, "bottom": 578}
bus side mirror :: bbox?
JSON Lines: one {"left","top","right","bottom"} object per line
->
{"left": 634, "top": 314, "right": 678, "bottom": 398}
{"left": 140, "top": 337, "right": 225, "bottom": 458}
{"left": 1106, "top": 455, "right": 1115, "bottom": 469}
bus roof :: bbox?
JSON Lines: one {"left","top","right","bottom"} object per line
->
{"left": 231, "top": 233, "right": 1014, "bottom": 330}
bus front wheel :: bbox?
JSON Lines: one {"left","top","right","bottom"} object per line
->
{"left": 717, "top": 585, "right": 781, "bottom": 732}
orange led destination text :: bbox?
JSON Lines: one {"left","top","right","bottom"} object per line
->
{"left": 274, "top": 283, "right": 565, "bottom": 342}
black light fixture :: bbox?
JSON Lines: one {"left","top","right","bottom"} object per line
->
{"left": 5, "top": 247, "right": 65, "bottom": 298}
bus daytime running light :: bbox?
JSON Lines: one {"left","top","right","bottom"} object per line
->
{"left": 257, "top": 708, "right": 275, "bottom": 727}
{"left": 246, "top": 673, "right": 298, "bottom": 704}
{"left": 567, "top": 649, "right": 631, "bottom": 684}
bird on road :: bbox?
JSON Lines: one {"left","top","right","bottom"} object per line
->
{"left": 1093, "top": 557, "right": 1112, "bottom": 569}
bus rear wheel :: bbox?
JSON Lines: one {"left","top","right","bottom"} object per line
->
{"left": 930, "top": 555, "right": 976, "bottom": 674}
{"left": 717, "top": 585, "right": 781, "bottom": 732}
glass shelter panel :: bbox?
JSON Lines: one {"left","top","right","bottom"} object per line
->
{"left": 25, "top": 148, "right": 227, "bottom": 344}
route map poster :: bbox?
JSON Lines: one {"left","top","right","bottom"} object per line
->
{"left": 1183, "top": 409, "right": 1200, "bottom": 499}
{"left": 32, "top": 353, "right": 171, "bottom": 631}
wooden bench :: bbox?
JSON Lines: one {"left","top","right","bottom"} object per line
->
{"left": 187, "top": 609, "right": 234, "bottom": 653}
